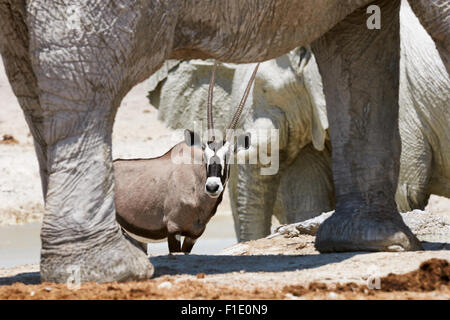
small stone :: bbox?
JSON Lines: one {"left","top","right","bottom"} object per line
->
{"left": 30, "top": 291, "right": 35, "bottom": 297}
{"left": 328, "top": 292, "right": 338, "bottom": 299}
{"left": 285, "top": 293, "right": 303, "bottom": 300}
{"left": 157, "top": 281, "right": 173, "bottom": 289}
{"left": 196, "top": 273, "right": 206, "bottom": 279}
{"left": 387, "top": 245, "right": 405, "bottom": 252}
{"left": 44, "top": 287, "right": 52, "bottom": 292}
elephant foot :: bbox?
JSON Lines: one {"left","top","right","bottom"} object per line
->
{"left": 40, "top": 228, "right": 154, "bottom": 283}
{"left": 315, "top": 210, "right": 423, "bottom": 253}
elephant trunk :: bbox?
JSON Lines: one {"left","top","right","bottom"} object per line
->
{"left": 229, "top": 164, "right": 281, "bottom": 241}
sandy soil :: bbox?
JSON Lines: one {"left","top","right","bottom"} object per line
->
{"left": 0, "top": 239, "right": 448, "bottom": 299}
{"left": 0, "top": 59, "right": 449, "bottom": 300}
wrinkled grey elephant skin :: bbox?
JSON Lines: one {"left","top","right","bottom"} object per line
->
{"left": 149, "top": 2, "right": 449, "bottom": 244}
{"left": 0, "top": 0, "right": 447, "bottom": 282}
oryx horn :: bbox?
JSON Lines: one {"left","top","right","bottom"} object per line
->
{"left": 207, "top": 61, "right": 217, "bottom": 142}
{"left": 227, "top": 63, "right": 260, "bottom": 137}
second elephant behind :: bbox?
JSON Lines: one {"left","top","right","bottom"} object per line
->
{"left": 147, "top": 3, "right": 449, "bottom": 242}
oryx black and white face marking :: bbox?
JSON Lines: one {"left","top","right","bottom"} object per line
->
{"left": 203, "top": 140, "right": 230, "bottom": 198}
{"left": 184, "top": 129, "right": 251, "bottom": 199}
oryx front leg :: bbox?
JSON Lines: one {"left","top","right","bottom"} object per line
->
{"left": 168, "top": 233, "right": 182, "bottom": 253}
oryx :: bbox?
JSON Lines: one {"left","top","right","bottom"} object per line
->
{"left": 114, "top": 62, "right": 259, "bottom": 253}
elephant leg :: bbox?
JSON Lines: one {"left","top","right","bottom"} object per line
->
{"left": 408, "top": 0, "right": 450, "bottom": 75}
{"left": 311, "top": 0, "right": 422, "bottom": 252}
{"left": 34, "top": 108, "right": 153, "bottom": 283}
{"left": 229, "top": 164, "right": 280, "bottom": 242}
{"left": 0, "top": 2, "right": 49, "bottom": 198}
{"left": 2, "top": 31, "right": 153, "bottom": 283}
{"left": 19, "top": 1, "right": 162, "bottom": 283}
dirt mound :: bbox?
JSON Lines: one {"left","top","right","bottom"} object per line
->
{"left": 381, "top": 258, "right": 449, "bottom": 291}
{"left": 0, "top": 259, "right": 448, "bottom": 299}
{"left": 282, "top": 258, "right": 450, "bottom": 298}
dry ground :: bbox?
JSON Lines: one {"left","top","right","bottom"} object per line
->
{"left": 0, "top": 238, "right": 448, "bottom": 299}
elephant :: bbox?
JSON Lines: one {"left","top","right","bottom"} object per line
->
{"left": 0, "top": 0, "right": 447, "bottom": 283}
{"left": 147, "top": 1, "right": 450, "bottom": 241}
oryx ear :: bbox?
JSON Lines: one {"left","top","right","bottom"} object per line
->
{"left": 184, "top": 129, "right": 201, "bottom": 147}
{"left": 234, "top": 132, "right": 251, "bottom": 152}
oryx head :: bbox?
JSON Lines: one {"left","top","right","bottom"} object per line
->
{"left": 185, "top": 62, "right": 259, "bottom": 198}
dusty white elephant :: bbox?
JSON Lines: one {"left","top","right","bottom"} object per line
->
{"left": 148, "top": 2, "right": 450, "bottom": 241}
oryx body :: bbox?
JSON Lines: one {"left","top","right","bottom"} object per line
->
{"left": 114, "top": 142, "right": 223, "bottom": 253}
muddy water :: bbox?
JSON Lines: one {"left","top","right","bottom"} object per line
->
{"left": 0, "top": 223, "right": 41, "bottom": 268}
{"left": 147, "top": 214, "right": 237, "bottom": 256}
{"left": 0, "top": 213, "right": 236, "bottom": 268}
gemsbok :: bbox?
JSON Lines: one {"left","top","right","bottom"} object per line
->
{"left": 114, "top": 62, "right": 260, "bottom": 253}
